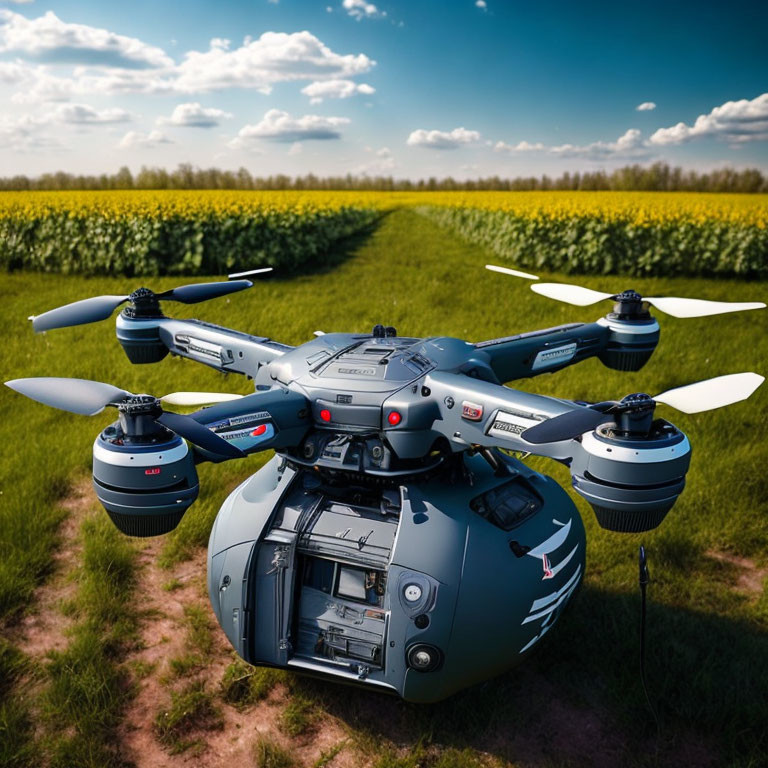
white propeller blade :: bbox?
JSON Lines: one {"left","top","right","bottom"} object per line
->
{"left": 485, "top": 264, "right": 539, "bottom": 280}
{"left": 160, "top": 392, "right": 244, "bottom": 407}
{"left": 521, "top": 277, "right": 766, "bottom": 319}
{"left": 531, "top": 282, "right": 614, "bottom": 306}
{"left": 227, "top": 267, "right": 273, "bottom": 280}
{"left": 645, "top": 297, "right": 766, "bottom": 319}
{"left": 654, "top": 373, "right": 764, "bottom": 414}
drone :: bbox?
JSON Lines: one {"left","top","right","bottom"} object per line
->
{"left": 5, "top": 264, "right": 765, "bottom": 703}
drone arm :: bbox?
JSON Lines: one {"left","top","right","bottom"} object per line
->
{"left": 474, "top": 318, "right": 658, "bottom": 382}
{"left": 422, "top": 371, "right": 587, "bottom": 461}
{"left": 117, "top": 314, "right": 292, "bottom": 377}
{"left": 188, "top": 387, "right": 311, "bottom": 462}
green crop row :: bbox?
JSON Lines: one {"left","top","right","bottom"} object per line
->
{"left": 0, "top": 207, "right": 380, "bottom": 276}
{"left": 417, "top": 205, "right": 768, "bottom": 278}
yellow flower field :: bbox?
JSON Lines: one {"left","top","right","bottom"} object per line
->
{"left": 0, "top": 189, "right": 766, "bottom": 226}
{"left": 0, "top": 190, "right": 766, "bottom": 277}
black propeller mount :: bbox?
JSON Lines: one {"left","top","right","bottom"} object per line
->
{"left": 122, "top": 287, "right": 164, "bottom": 319}
{"left": 609, "top": 290, "right": 652, "bottom": 322}
{"left": 612, "top": 392, "right": 656, "bottom": 436}
{"left": 110, "top": 392, "right": 243, "bottom": 458}
{"left": 521, "top": 394, "right": 660, "bottom": 444}
{"left": 117, "top": 394, "right": 165, "bottom": 439}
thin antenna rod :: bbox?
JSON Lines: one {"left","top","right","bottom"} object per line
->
{"left": 639, "top": 545, "right": 660, "bottom": 733}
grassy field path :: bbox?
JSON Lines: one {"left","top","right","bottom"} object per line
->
{"left": 1, "top": 208, "right": 767, "bottom": 767}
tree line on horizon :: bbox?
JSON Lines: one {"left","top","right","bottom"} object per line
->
{"left": 0, "top": 162, "right": 766, "bottom": 193}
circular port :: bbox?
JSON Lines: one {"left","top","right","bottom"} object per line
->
{"left": 406, "top": 643, "right": 442, "bottom": 672}
{"left": 404, "top": 583, "right": 423, "bottom": 602}
{"left": 414, "top": 614, "right": 430, "bottom": 629}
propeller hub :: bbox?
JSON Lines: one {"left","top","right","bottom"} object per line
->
{"left": 614, "top": 289, "right": 643, "bottom": 303}
{"left": 120, "top": 393, "right": 161, "bottom": 413}
{"left": 613, "top": 392, "right": 656, "bottom": 436}
{"left": 619, "top": 392, "right": 655, "bottom": 411}
{"left": 609, "top": 290, "right": 652, "bottom": 322}
{"left": 124, "top": 287, "right": 163, "bottom": 319}
{"left": 117, "top": 395, "right": 167, "bottom": 441}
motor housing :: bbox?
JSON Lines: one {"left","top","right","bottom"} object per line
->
{"left": 597, "top": 312, "right": 660, "bottom": 372}
{"left": 570, "top": 420, "right": 691, "bottom": 533}
{"left": 116, "top": 297, "right": 168, "bottom": 364}
{"left": 93, "top": 425, "right": 199, "bottom": 537}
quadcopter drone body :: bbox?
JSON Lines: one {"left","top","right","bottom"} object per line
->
{"left": 6, "top": 268, "right": 764, "bottom": 702}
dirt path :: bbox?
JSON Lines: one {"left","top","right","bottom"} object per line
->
{"left": 116, "top": 542, "right": 359, "bottom": 768}
{"left": 3, "top": 477, "right": 94, "bottom": 659}
{"left": 706, "top": 550, "right": 768, "bottom": 596}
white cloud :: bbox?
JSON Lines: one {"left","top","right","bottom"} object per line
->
{"left": 406, "top": 126, "right": 480, "bottom": 149}
{"left": 158, "top": 102, "right": 233, "bottom": 127}
{"left": 636, "top": 101, "right": 656, "bottom": 111}
{"left": 0, "top": 58, "right": 29, "bottom": 84}
{"left": 50, "top": 102, "right": 131, "bottom": 124}
{"left": 0, "top": 114, "right": 62, "bottom": 151}
{"left": 0, "top": 9, "right": 173, "bottom": 68}
{"left": 552, "top": 128, "right": 645, "bottom": 157}
{"left": 1, "top": 29, "right": 375, "bottom": 103}
{"left": 494, "top": 129, "right": 646, "bottom": 159}
{"left": 476, "top": 1, "right": 487, "bottom": 9}
{"left": 0, "top": 102, "right": 130, "bottom": 150}
{"left": 7, "top": 66, "right": 172, "bottom": 103}
{"left": 494, "top": 140, "right": 545, "bottom": 152}
{"left": 287, "top": 141, "right": 303, "bottom": 155}
{"left": 118, "top": 129, "right": 172, "bottom": 149}
{"left": 229, "top": 109, "right": 350, "bottom": 147}
{"left": 301, "top": 78, "right": 374, "bottom": 103}
{"left": 173, "top": 31, "right": 374, "bottom": 93}
{"left": 342, "top": 0, "right": 385, "bottom": 20}
{"left": 649, "top": 93, "right": 768, "bottom": 145}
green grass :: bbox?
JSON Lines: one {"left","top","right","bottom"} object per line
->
{"left": 39, "top": 514, "right": 138, "bottom": 768}
{"left": 312, "top": 740, "right": 348, "bottom": 767}
{"left": 279, "top": 694, "right": 317, "bottom": 737}
{"left": 1, "top": 208, "right": 767, "bottom": 766}
{"left": 154, "top": 680, "right": 222, "bottom": 754}
{"left": 0, "top": 639, "right": 33, "bottom": 768}
{"left": 220, "top": 658, "right": 284, "bottom": 707}
{"left": 253, "top": 736, "right": 297, "bottom": 768}
{"left": 166, "top": 603, "right": 214, "bottom": 678}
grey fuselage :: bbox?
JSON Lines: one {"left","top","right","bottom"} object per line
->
{"left": 106, "top": 306, "right": 689, "bottom": 701}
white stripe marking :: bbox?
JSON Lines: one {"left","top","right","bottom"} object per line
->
{"left": 526, "top": 518, "right": 572, "bottom": 558}
{"left": 523, "top": 570, "right": 581, "bottom": 624}
{"left": 528, "top": 564, "right": 582, "bottom": 613}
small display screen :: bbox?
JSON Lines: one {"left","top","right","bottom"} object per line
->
{"left": 335, "top": 566, "right": 386, "bottom": 607}
{"left": 337, "top": 566, "right": 367, "bottom": 601}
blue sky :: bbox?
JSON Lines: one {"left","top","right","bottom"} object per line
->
{"left": 0, "top": 0, "right": 766, "bottom": 178}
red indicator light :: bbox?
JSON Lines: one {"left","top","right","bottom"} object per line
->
{"left": 388, "top": 411, "right": 402, "bottom": 426}
{"left": 320, "top": 409, "right": 332, "bottom": 422}
{"left": 252, "top": 424, "right": 267, "bottom": 437}
{"left": 145, "top": 467, "right": 160, "bottom": 475}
